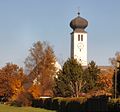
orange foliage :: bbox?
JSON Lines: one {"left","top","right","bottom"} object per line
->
{"left": 10, "top": 78, "right": 24, "bottom": 100}
{"left": 97, "top": 67, "right": 114, "bottom": 93}
{"left": 43, "top": 89, "right": 53, "bottom": 96}
{"left": 25, "top": 41, "right": 56, "bottom": 96}
{"left": 0, "top": 63, "right": 26, "bottom": 101}
{"left": 28, "top": 84, "right": 41, "bottom": 98}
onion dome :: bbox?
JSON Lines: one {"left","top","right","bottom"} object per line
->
{"left": 70, "top": 12, "right": 88, "bottom": 32}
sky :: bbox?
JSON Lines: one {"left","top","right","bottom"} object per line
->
{"left": 0, "top": 0, "right": 120, "bottom": 68}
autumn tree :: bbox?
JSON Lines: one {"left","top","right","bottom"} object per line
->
{"left": 53, "top": 58, "right": 86, "bottom": 97}
{"left": 109, "top": 52, "right": 120, "bottom": 68}
{"left": 0, "top": 63, "right": 26, "bottom": 101}
{"left": 28, "top": 84, "right": 41, "bottom": 98}
{"left": 24, "top": 41, "right": 56, "bottom": 96}
{"left": 97, "top": 67, "right": 114, "bottom": 95}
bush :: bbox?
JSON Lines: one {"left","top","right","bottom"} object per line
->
{"left": 32, "top": 96, "right": 117, "bottom": 112}
{"left": 67, "top": 101, "right": 85, "bottom": 112}
{"left": 43, "top": 98, "right": 52, "bottom": 110}
{"left": 32, "top": 98, "right": 44, "bottom": 108}
{"left": 32, "top": 97, "right": 53, "bottom": 109}
{"left": 51, "top": 98, "right": 59, "bottom": 110}
{"left": 58, "top": 98, "right": 67, "bottom": 112}
{"left": 51, "top": 97, "right": 86, "bottom": 112}
{"left": 108, "top": 98, "right": 120, "bottom": 111}
{"left": 66, "top": 97, "right": 86, "bottom": 112}
{"left": 85, "top": 95, "right": 109, "bottom": 112}
{"left": 11, "top": 91, "right": 33, "bottom": 107}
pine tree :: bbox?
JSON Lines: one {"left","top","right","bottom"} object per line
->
{"left": 53, "top": 58, "right": 85, "bottom": 97}
{"left": 83, "top": 61, "right": 100, "bottom": 92}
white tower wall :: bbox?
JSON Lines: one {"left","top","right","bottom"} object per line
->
{"left": 71, "top": 32, "right": 87, "bottom": 66}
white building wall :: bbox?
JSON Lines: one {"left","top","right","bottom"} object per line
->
{"left": 71, "top": 32, "right": 87, "bottom": 66}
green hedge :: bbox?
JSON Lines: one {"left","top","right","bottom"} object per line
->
{"left": 51, "top": 98, "right": 59, "bottom": 110}
{"left": 85, "top": 95, "right": 108, "bottom": 111}
{"left": 32, "top": 98, "right": 44, "bottom": 108}
{"left": 108, "top": 98, "right": 120, "bottom": 111}
{"left": 32, "top": 96, "right": 120, "bottom": 112}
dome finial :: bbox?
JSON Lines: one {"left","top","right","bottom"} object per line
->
{"left": 77, "top": 12, "right": 80, "bottom": 16}
{"left": 70, "top": 8, "right": 88, "bottom": 31}
{"left": 77, "top": 6, "right": 80, "bottom": 16}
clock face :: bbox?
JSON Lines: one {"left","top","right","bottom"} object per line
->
{"left": 77, "top": 43, "right": 84, "bottom": 49}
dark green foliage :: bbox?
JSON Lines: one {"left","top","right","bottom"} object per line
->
{"left": 32, "top": 96, "right": 114, "bottom": 112}
{"left": 31, "top": 96, "right": 120, "bottom": 112}
{"left": 65, "top": 97, "right": 86, "bottom": 112}
{"left": 58, "top": 100, "right": 67, "bottom": 112}
{"left": 85, "top": 95, "right": 109, "bottom": 111}
{"left": 51, "top": 98, "right": 59, "bottom": 110}
{"left": 53, "top": 70, "right": 73, "bottom": 97}
{"left": 67, "top": 101, "right": 85, "bottom": 112}
{"left": 83, "top": 61, "right": 100, "bottom": 92}
{"left": 108, "top": 98, "right": 120, "bottom": 112}
{"left": 43, "top": 98, "right": 52, "bottom": 110}
{"left": 112, "top": 70, "right": 115, "bottom": 97}
{"left": 117, "top": 70, "right": 120, "bottom": 96}
{"left": 53, "top": 58, "right": 85, "bottom": 97}
{"left": 112, "top": 70, "right": 120, "bottom": 97}
{"left": 32, "top": 98, "right": 44, "bottom": 108}
{"left": 53, "top": 59, "right": 100, "bottom": 97}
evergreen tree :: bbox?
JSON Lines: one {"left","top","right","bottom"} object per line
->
{"left": 53, "top": 58, "right": 85, "bottom": 97}
{"left": 83, "top": 61, "right": 100, "bottom": 92}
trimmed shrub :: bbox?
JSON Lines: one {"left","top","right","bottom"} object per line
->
{"left": 51, "top": 98, "right": 59, "bottom": 110}
{"left": 58, "top": 98, "right": 67, "bottom": 112}
{"left": 67, "top": 101, "right": 85, "bottom": 112}
{"left": 85, "top": 95, "right": 109, "bottom": 112}
{"left": 32, "top": 96, "right": 118, "bottom": 112}
{"left": 108, "top": 98, "right": 120, "bottom": 111}
{"left": 32, "top": 98, "right": 44, "bottom": 108}
{"left": 43, "top": 98, "right": 52, "bottom": 110}
{"left": 32, "top": 97, "right": 53, "bottom": 109}
{"left": 66, "top": 97, "right": 86, "bottom": 112}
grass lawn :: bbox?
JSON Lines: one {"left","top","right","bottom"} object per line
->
{"left": 0, "top": 104, "right": 56, "bottom": 112}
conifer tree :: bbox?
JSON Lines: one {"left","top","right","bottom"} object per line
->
{"left": 53, "top": 58, "right": 85, "bottom": 97}
{"left": 84, "top": 61, "right": 100, "bottom": 92}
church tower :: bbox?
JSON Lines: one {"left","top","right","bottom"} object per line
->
{"left": 70, "top": 12, "right": 88, "bottom": 66}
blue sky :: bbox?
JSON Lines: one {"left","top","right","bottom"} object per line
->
{"left": 0, "top": 0, "right": 120, "bottom": 67}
